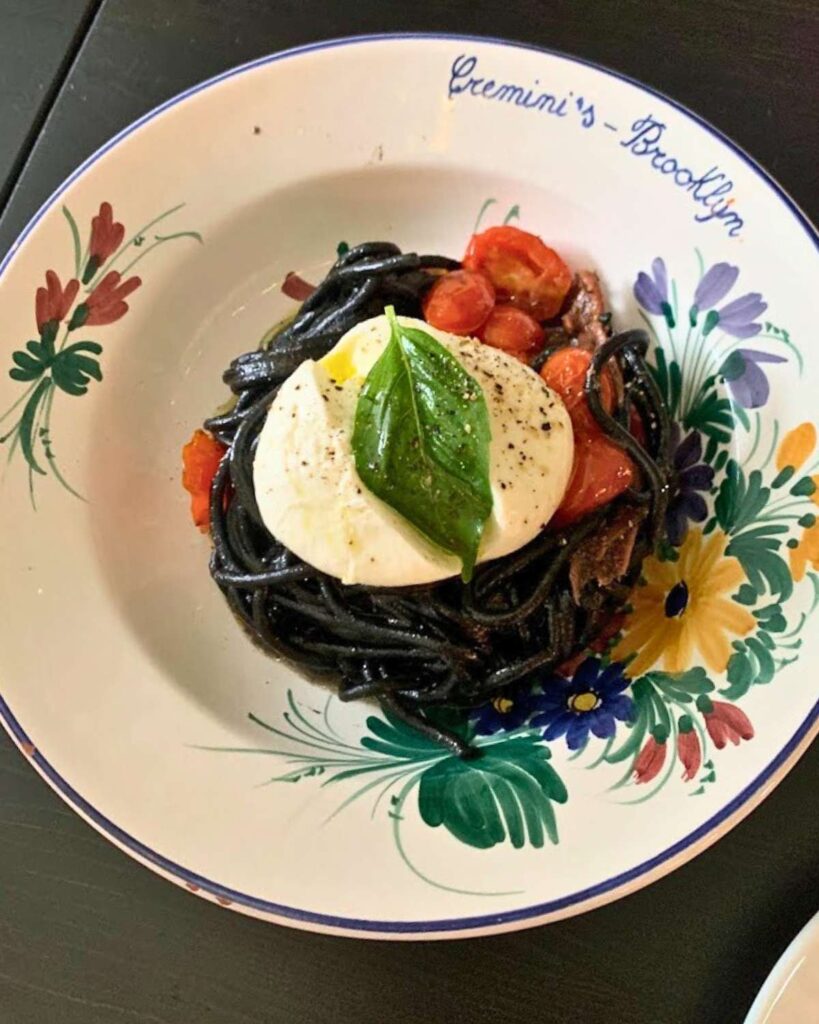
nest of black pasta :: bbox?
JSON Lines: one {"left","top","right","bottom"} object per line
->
{"left": 204, "top": 243, "right": 672, "bottom": 754}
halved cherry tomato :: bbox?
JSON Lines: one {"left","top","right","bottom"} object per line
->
{"left": 478, "top": 304, "right": 545, "bottom": 356}
{"left": 463, "top": 225, "right": 572, "bottom": 320}
{"left": 182, "top": 429, "right": 226, "bottom": 531}
{"left": 541, "top": 347, "right": 635, "bottom": 526}
{"left": 539, "top": 347, "right": 615, "bottom": 433}
{"left": 550, "top": 435, "right": 635, "bottom": 529}
{"left": 422, "top": 269, "right": 495, "bottom": 334}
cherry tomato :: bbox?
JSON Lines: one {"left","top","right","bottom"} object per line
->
{"left": 551, "top": 434, "right": 636, "bottom": 528}
{"left": 422, "top": 269, "right": 495, "bottom": 334}
{"left": 463, "top": 225, "right": 572, "bottom": 320}
{"left": 182, "top": 429, "right": 226, "bottom": 531}
{"left": 478, "top": 304, "right": 545, "bottom": 356}
{"left": 541, "top": 347, "right": 636, "bottom": 526}
{"left": 539, "top": 347, "right": 615, "bottom": 432}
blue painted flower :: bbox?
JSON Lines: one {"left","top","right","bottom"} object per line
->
{"left": 531, "top": 658, "right": 633, "bottom": 750}
{"left": 471, "top": 681, "right": 549, "bottom": 736}
{"left": 666, "top": 425, "right": 714, "bottom": 546}
{"left": 703, "top": 292, "right": 767, "bottom": 339}
{"left": 718, "top": 348, "right": 786, "bottom": 408}
{"left": 634, "top": 258, "right": 675, "bottom": 328}
{"left": 688, "top": 262, "right": 739, "bottom": 326}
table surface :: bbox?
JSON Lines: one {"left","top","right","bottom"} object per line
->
{"left": 0, "top": 2, "right": 817, "bottom": 1022}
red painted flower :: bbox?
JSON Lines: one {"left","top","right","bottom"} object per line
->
{"left": 35, "top": 270, "right": 79, "bottom": 333}
{"left": 634, "top": 728, "right": 668, "bottom": 784}
{"left": 697, "top": 696, "right": 754, "bottom": 749}
{"left": 84, "top": 202, "right": 125, "bottom": 283}
{"left": 70, "top": 271, "right": 141, "bottom": 329}
{"left": 677, "top": 715, "right": 702, "bottom": 781}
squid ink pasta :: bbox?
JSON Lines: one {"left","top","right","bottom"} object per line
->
{"left": 185, "top": 234, "right": 673, "bottom": 756}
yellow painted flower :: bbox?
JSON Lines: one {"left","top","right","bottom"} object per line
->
{"left": 613, "top": 529, "right": 755, "bottom": 676}
{"left": 790, "top": 521, "right": 819, "bottom": 581}
{"left": 775, "top": 422, "right": 819, "bottom": 507}
{"left": 776, "top": 422, "right": 816, "bottom": 471}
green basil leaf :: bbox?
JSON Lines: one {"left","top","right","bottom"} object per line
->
{"left": 352, "top": 307, "right": 492, "bottom": 581}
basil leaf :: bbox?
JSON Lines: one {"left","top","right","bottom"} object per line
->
{"left": 352, "top": 307, "right": 493, "bottom": 581}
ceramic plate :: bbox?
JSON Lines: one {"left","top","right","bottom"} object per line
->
{"left": 0, "top": 34, "right": 816, "bottom": 940}
{"left": 745, "top": 910, "right": 819, "bottom": 1023}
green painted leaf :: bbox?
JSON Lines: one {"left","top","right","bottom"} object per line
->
{"left": 731, "top": 401, "right": 751, "bottom": 431}
{"left": 417, "top": 736, "right": 567, "bottom": 850}
{"left": 791, "top": 476, "right": 817, "bottom": 497}
{"left": 18, "top": 378, "right": 50, "bottom": 475}
{"left": 352, "top": 307, "right": 493, "bottom": 581}
{"left": 754, "top": 604, "right": 787, "bottom": 633}
{"left": 643, "top": 667, "right": 715, "bottom": 699}
{"left": 684, "top": 389, "right": 734, "bottom": 443}
{"left": 746, "top": 636, "right": 776, "bottom": 683}
{"left": 605, "top": 681, "right": 650, "bottom": 763}
{"left": 723, "top": 649, "right": 754, "bottom": 700}
{"left": 719, "top": 351, "right": 746, "bottom": 381}
{"left": 360, "top": 711, "right": 449, "bottom": 760}
{"left": 722, "top": 629, "right": 777, "bottom": 699}
{"left": 51, "top": 341, "right": 103, "bottom": 397}
{"left": 62, "top": 204, "right": 83, "bottom": 278}
{"left": 727, "top": 537, "right": 793, "bottom": 602}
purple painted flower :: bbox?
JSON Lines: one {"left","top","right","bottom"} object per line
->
{"left": 471, "top": 681, "right": 550, "bottom": 736}
{"left": 719, "top": 348, "right": 786, "bottom": 409}
{"left": 531, "top": 658, "right": 633, "bottom": 750}
{"left": 666, "top": 425, "right": 714, "bottom": 546}
{"left": 703, "top": 292, "right": 768, "bottom": 339}
{"left": 634, "top": 258, "right": 675, "bottom": 328}
{"left": 689, "top": 262, "right": 739, "bottom": 325}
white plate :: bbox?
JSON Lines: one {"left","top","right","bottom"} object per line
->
{"left": 745, "top": 910, "right": 819, "bottom": 1023}
{"left": 0, "top": 34, "right": 817, "bottom": 939}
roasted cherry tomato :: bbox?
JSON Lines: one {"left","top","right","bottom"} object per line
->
{"left": 539, "top": 346, "right": 615, "bottom": 433}
{"left": 541, "top": 347, "right": 635, "bottom": 526}
{"left": 422, "top": 269, "right": 495, "bottom": 334}
{"left": 182, "top": 429, "right": 226, "bottom": 531}
{"left": 550, "top": 434, "right": 636, "bottom": 528}
{"left": 478, "top": 304, "right": 545, "bottom": 356}
{"left": 463, "top": 225, "right": 572, "bottom": 320}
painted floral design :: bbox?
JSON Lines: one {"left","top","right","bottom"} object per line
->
{"left": 0, "top": 200, "right": 201, "bottom": 504}
{"left": 719, "top": 348, "right": 787, "bottom": 409}
{"left": 201, "top": 241, "right": 819, "bottom": 882}
{"left": 471, "top": 679, "right": 551, "bottom": 735}
{"left": 666, "top": 425, "right": 713, "bottom": 546}
{"left": 634, "top": 257, "right": 674, "bottom": 328}
{"left": 613, "top": 528, "right": 755, "bottom": 676}
{"left": 699, "top": 697, "right": 754, "bottom": 749}
{"left": 531, "top": 658, "right": 633, "bottom": 750}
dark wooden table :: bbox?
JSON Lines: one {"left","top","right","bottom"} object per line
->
{"left": 1, "top": 2, "right": 817, "bottom": 1022}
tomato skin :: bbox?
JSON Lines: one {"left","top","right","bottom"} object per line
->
{"left": 540, "top": 347, "right": 635, "bottom": 526}
{"left": 422, "top": 269, "right": 495, "bottom": 334}
{"left": 478, "top": 304, "right": 545, "bottom": 356}
{"left": 539, "top": 347, "right": 614, "bottom": 433}
{"left": 182, "top": 429, "right": 226, "bottom": 531}
{"left": 463, "top": 225, "right": 572, "bottom": 320}
{"left": 550, "top": 435, "right": 635, "bottom": 529}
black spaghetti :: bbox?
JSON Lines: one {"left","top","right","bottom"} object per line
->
{"left": 204, "top": 242, "right": 672, "bottom": 756}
